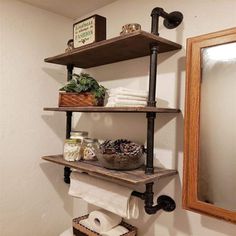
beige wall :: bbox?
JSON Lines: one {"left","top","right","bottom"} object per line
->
{"left": 72, "top": 0, "right": 236, "bottom": 235}
{"left": 1, "top": 0, "right": 236, "bottom": 236}
{"left": 0, "top": 1, "right": 74, "bottom": 235}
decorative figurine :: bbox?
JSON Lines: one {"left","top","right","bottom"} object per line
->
{"left": 120, "top": 23, "right": 141, "bottom": 35}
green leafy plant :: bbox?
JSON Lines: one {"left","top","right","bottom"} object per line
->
{"left": 60, "top": 73, "right": 107, "bottom": 99}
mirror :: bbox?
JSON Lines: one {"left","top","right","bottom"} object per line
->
{"left": 183, "top": 28, "right": 236, "bottom": 223}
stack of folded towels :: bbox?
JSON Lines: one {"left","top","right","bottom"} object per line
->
{"left": 106, "top": 87, "right": 148, "bottom": 107}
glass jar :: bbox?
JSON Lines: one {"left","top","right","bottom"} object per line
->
{"left": 63, "top": 139, "right": 80, "bottom": 161}
{"left": 70, "top": 131, "right": 88, "bottom": 160}
{"left": 82, "top": 138, "right": 99, "bottom": 161}
{"left": 70, "top": 131, "right": 88, "bottom": 140}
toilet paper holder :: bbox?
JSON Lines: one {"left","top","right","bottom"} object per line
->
{"left": 131, "top": 182, "right": 176, "bottom": 214}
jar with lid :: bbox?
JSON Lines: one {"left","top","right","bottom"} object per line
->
{"left": 70, "top": 131, "right": 88, "bottom": 160}
{"left": 63, "top": 139, "right": 80, "bottom": 161}
{"left": 82, "top": 138, "right": 99, "bottom": 161}
{"left": 70, "top": 131, "right": 88, "bottom": 140}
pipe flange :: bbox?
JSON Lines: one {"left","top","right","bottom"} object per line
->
{"left": 163, "top": 11, "right": 183, "bottom": 29}
{"left": 157, "top": 195, "right": 176, "bottom": 212}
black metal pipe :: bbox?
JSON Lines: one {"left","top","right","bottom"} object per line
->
{"left": 146, "top": 113, "right": 156, "bottom": 174}
{"left": 151, "top": 7, "right": 183, "bottom": 35}
{"left": 144, "top": 182, "right": 154, "bottom": 212}
{"left": 64, "top": 64, "right": 74, "bottom": 184}
{"left": 131, "top": 191, "right": 145, "bottom": 200}
{"left": 67, "top": 64, "right": 74, "bottom": 80}
{"left": 147, "top": 45, "right": 158, "bottom": 107}
{"left": 131, "top": 183, "right": 176, "bottom": 214}
{"left": 146, "top": 44, "right": 158, "bottom": 175}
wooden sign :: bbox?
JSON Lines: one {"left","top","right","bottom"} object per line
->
{"left": 73, "top": 15, "right": 106, "bottom": 48}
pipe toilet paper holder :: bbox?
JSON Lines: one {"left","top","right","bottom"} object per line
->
{"left": 131, "top": 182, "right": 176, "bottom": 214}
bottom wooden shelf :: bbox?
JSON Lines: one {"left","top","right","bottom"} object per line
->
{"left": 42, "top": 155, "right": 177, "bottom": 186}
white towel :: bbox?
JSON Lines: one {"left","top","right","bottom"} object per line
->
{"left": 109, "top": 87, "right": 148, "bottom": 98}
{"left": 69, "top": 172, "right": 139, "bottom": 219}
{"left": 106, "top": 98, "right": 147, "bottom": 107}
{"left": 109, "top": 94, "right": 147, "bottom": 101}
{"left": 106, "top": 102, "right": 147, "bottom": 107}
{"left": 108, "top": 98, "right": 147, "bottom": 103}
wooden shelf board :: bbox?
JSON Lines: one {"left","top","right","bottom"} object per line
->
{"left": 44, "top": 30, "right": 182, "bottom": 68}
{"left": 44, "top": 106, "right": 181, "bottom": 113}
{"left": 42, "top": 155, "right": 178, "bottom": 186}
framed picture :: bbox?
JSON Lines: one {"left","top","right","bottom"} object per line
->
{"left": 73, "top": 15, "right": 106, "bottom": 48}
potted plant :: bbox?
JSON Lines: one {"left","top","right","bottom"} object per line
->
{"left": 59, "top": 73, "right": 107, "bottom": 107}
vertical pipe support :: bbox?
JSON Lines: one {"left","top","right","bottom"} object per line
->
{"left": 146, "top": 45, "right": 159, "bottom": 175}
{"left": 64, "top": 64, "right": 74, "bottom": 184}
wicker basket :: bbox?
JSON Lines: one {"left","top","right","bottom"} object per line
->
{"left": 59, "top": 92, "right": 104, "bottom": 107}
{"left": 72, "top": 215, "right": 137, "bottom": 236}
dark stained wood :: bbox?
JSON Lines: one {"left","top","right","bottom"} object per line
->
{"left": 44, "top": 30, "right": 182, "bottom": 68}
{"left": 42, "top": 155, "right": 178, "bottom": 186}
{"left": 183, "top": 27, "right": 236, "bottom": 224}
{"left": 44, "top": 106, "right": 181, "bottom": 113}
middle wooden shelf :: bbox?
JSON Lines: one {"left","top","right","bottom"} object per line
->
{"left": 44, "top": 107, "right": 180, "bottom": 113}
{"left": 42, "top": 155, "right": 178, "bottom": 186}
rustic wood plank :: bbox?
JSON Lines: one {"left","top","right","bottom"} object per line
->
{"left": 42, "top": 155, "right": 178, "bottom": 186}
{"left": 44, "top": 30, "right": 182, "bottom": 68}
{"left": 43, "top": 106, "right": 181, "bottom": 113}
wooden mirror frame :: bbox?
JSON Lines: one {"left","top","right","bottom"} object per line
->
{"left": 183, "top": 27, "right": 236, "bottom": 223}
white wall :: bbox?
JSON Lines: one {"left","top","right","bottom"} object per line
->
{"left": 1, "top": 0, "right": 236, "bottom": 236}
{"left": 71, "top": 0, "right": 236, "bottom": 235}
{"left": 0, "top": 1, "right": 74, "bottom": 235}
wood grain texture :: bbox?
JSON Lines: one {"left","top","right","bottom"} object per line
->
{"left": 44, "top": 106, "right": 181, "bottom": 113}
{"left": 42, "top": 155, "right": 178, "bottom": 186}
{"left": 44, "top": 30, "right": 182, "bottom": 68}
{"left": 183, "top": 27, "right": 236, "bottom": 223}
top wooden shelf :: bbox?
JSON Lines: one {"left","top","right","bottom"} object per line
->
{"left": 44, "top": 30, "right": 182, "bottom": 68}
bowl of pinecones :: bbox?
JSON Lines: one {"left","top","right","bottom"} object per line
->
{"left": 97, "top": 139, "right": 145, "bottom": 170}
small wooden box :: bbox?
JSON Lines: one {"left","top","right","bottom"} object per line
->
{"left": 72, "top": 215, "right": 137, "bottom": 236}
{"left": 58, "top": 92, "right": 104, "bottom": 107}
{"left": 73, "top": 15, "right": 106, "bottom": 48}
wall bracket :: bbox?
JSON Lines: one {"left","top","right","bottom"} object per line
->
{"left": 132, "top": 182, "right": 176, "bottom": 214}
{"left": 132, "top": 182, "right": 176, "bottom": 215}
{"left": 151, "top": 7, "right": 183, "bottom": 36}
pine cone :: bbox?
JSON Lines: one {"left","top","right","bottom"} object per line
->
{"left": 120, "top": 142, "right": 142, "bottom": 156}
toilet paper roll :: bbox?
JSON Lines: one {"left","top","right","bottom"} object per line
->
{"left": 101, "top": 225, "right": 129, "bottom": 236}
{"left": 80, "top": 219, "right": 92, "bottom": 230}
{"left": 88, "top": 209, "right": 122, "bottom": 233}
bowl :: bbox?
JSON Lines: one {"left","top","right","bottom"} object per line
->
{"left": 96, "top": 140, "right": 145, "bottom": 170}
